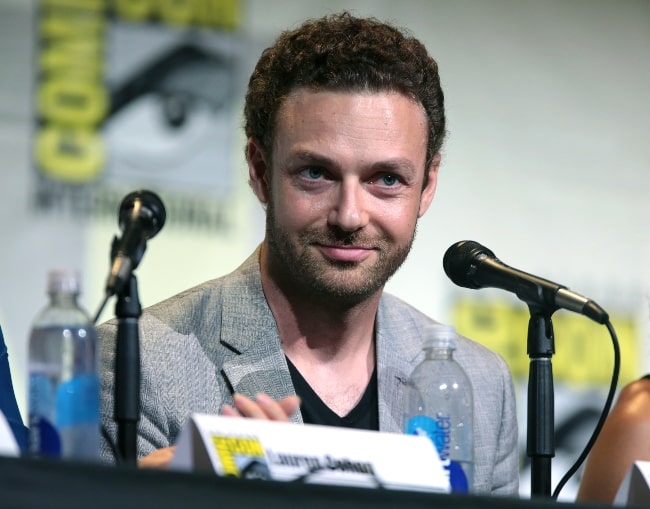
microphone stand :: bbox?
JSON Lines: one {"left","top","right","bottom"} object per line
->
{"left": 526, "top": 305, "right": 555, "bottom": 497}
{"left": 114, "top": 274, "right": 142, "bottom": 466}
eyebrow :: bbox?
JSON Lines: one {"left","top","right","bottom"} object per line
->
{"left": 291, "top": 150, "right": 334, "bottom": 166}
{"left": 290, "top": 150, "right": 419, "bottom": 176}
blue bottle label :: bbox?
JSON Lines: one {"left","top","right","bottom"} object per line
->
{"left": 28, "top": 372, "right": 100, "bottom": 457}
{"left": 29, "top": 414, "right": 62, "bottom": 457}
{"left": 56, "top": 374, "right": 100, "bottom": 427}
{"left": 406, "top": 415, "right": 469, "bottom": 493}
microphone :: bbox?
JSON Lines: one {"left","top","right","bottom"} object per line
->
{"left": 443, "top": 240, "right": 608, "bottom": 324}
{"left": 104, "top": 190, "right": 166, "bottom": 297}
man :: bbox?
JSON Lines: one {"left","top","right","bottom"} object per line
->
{"left": 99, "top": 12, "right": 519, "bottom": 495}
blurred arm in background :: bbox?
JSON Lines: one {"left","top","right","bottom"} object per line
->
{"left": 0, "top": 326, "right": 28, "bottom": 452}
{"left": 576, "top": 376, "right": 650, "bottom": 504}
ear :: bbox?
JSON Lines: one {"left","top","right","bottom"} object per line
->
{"left": 417, "top": 153, "right": 441, "bottom": 218}
{"left": 247, "top": 138, "right": 270, "bottom": 204}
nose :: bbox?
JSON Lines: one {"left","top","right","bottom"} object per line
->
{"left": 327, "top": 179, "right": 369, "bottom": 232}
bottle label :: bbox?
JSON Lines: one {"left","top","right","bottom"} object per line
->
{"left": 29, "top": 414, "right": 62, "bottom": 457}
{"left": 405, "top": 415, "right": 469, "bottom": 493}
{"left": 28, "top": 372, "right": 100, "bottom": 458}
{"left": 56, "top": 374, "right": 100, "bottom": 427}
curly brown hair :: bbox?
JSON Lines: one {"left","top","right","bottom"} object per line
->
{"left": 244, "top": 12, "right": 446, "bottom": 171}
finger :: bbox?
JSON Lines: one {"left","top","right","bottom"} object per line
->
{"left": 138, "top": 446, "right": 176, "bottom": 469}
{"left": 220, "top": 404, "right": 240, "bottom": 417}
{"left": 232, "top": 393, "right": 269, "bottom": 419}
{"left": 255, "top": 393, "right": 294, "bottom": 421}
{"left": 278, "top": 395, "right": 301, "bottom": 418}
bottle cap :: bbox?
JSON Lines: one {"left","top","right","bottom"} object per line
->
{"left": 47, "top": 269, "right": 81, "bottom": 295}
{"left": 422, "top": 323, "right": 457, "bottom": 350}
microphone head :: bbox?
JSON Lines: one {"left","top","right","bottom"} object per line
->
{"left": 443, "top": 240, "right": 496, "bottom": 289}
{"left": 118, "top": 190, "right": 166, "bottom": 239}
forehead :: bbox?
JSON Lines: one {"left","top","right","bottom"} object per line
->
{"left": 272, "top": 89, "right": 428, "bottom": 160}
{"left": 277, "top": 88, "right": 427, "bottom": 126}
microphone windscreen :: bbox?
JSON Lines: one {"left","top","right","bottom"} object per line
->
{"left": 443, "top": 240, "right": 495, "bottom": 289}
{"left": 118, "top": 190, "right": 166, "bottom": 239}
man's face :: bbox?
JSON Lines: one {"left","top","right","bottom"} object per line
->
{"left": 250, "top": 89, "right": 439, "bottom": 306}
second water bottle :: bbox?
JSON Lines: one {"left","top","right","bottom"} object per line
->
{"left": 403, "top": 324, "right": 474, "bottom": 493}
{"left": 28, "top": 269, "right": 100, "bottom": 461}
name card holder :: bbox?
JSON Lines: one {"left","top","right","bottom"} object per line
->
{"left": 0, "top": 411, "right": 19, "bottom": 458}
{"left": 171, "top": 413, "right": 449, "bottom": 493}
{"left": 615, "top": 461, "right": 650, "bottom": 506}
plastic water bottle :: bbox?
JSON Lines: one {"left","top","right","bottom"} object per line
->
{"left": 404, "top": 324, "right": 474, "bottom": 493}
{"left": 28, "top": 269, "right": 100, "bottom": 460}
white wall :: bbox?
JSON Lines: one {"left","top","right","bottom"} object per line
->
{"left": 239, "top": 0, "right": 650, "bottom": 360}
{"left": 1, "top": 0, "right": 649, "bottom": 495}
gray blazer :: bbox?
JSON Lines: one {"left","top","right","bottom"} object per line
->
{"left": 99, "top": 249, "right": 519, "bottom": 495}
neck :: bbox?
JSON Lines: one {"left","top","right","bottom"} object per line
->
{"left": 259, "top": 243, "right": 380, "bottom": 366}
{"left": 259, "top": 243, "right": 380, "bottom": 416}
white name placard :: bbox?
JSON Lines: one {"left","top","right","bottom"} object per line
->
{"left": 614, "top": 461, "right": 650, "bottom": 506}
{"left": 171, "top": 413, "right": 449, "bottom": 493}
{"left": 0, "top": 411, "right": 19, "bottom": 457}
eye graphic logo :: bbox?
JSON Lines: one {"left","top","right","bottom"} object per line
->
{"left": 211, "top": 435, "right": 270, "bottom": 479}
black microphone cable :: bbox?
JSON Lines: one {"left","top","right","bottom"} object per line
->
{"left": 551, "top": 319, "right": 620, "bottom": 500}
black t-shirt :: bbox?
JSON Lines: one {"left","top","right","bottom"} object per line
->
{"left": 286, "top": 356, "right": 379, "bottom": 431}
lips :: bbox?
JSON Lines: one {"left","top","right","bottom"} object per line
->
{"left": 316, "top": 244, "right": 374, "bottom": 262}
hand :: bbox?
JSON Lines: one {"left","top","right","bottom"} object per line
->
{"left": 137, "top": 446, "right": 176, "bottom": 469}
{"left": 221, "top": 393, "right": 301, "bottom": 421}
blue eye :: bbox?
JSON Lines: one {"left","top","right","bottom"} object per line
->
{"left": 381, "top": 174, "right": 399, "bottom": 186}
{"left": 302, "top": 167, "right": 324, "bottom": 179}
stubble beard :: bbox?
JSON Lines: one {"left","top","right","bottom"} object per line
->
{"left": 264, "top": 198, "right": 416, "bottom": 307}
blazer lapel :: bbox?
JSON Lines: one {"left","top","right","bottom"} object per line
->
{"left": 217, "top": 250, "right": 302, "bottom": 424}
{"left": 375, "top": 296, "right": 424, "bottom": 433}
